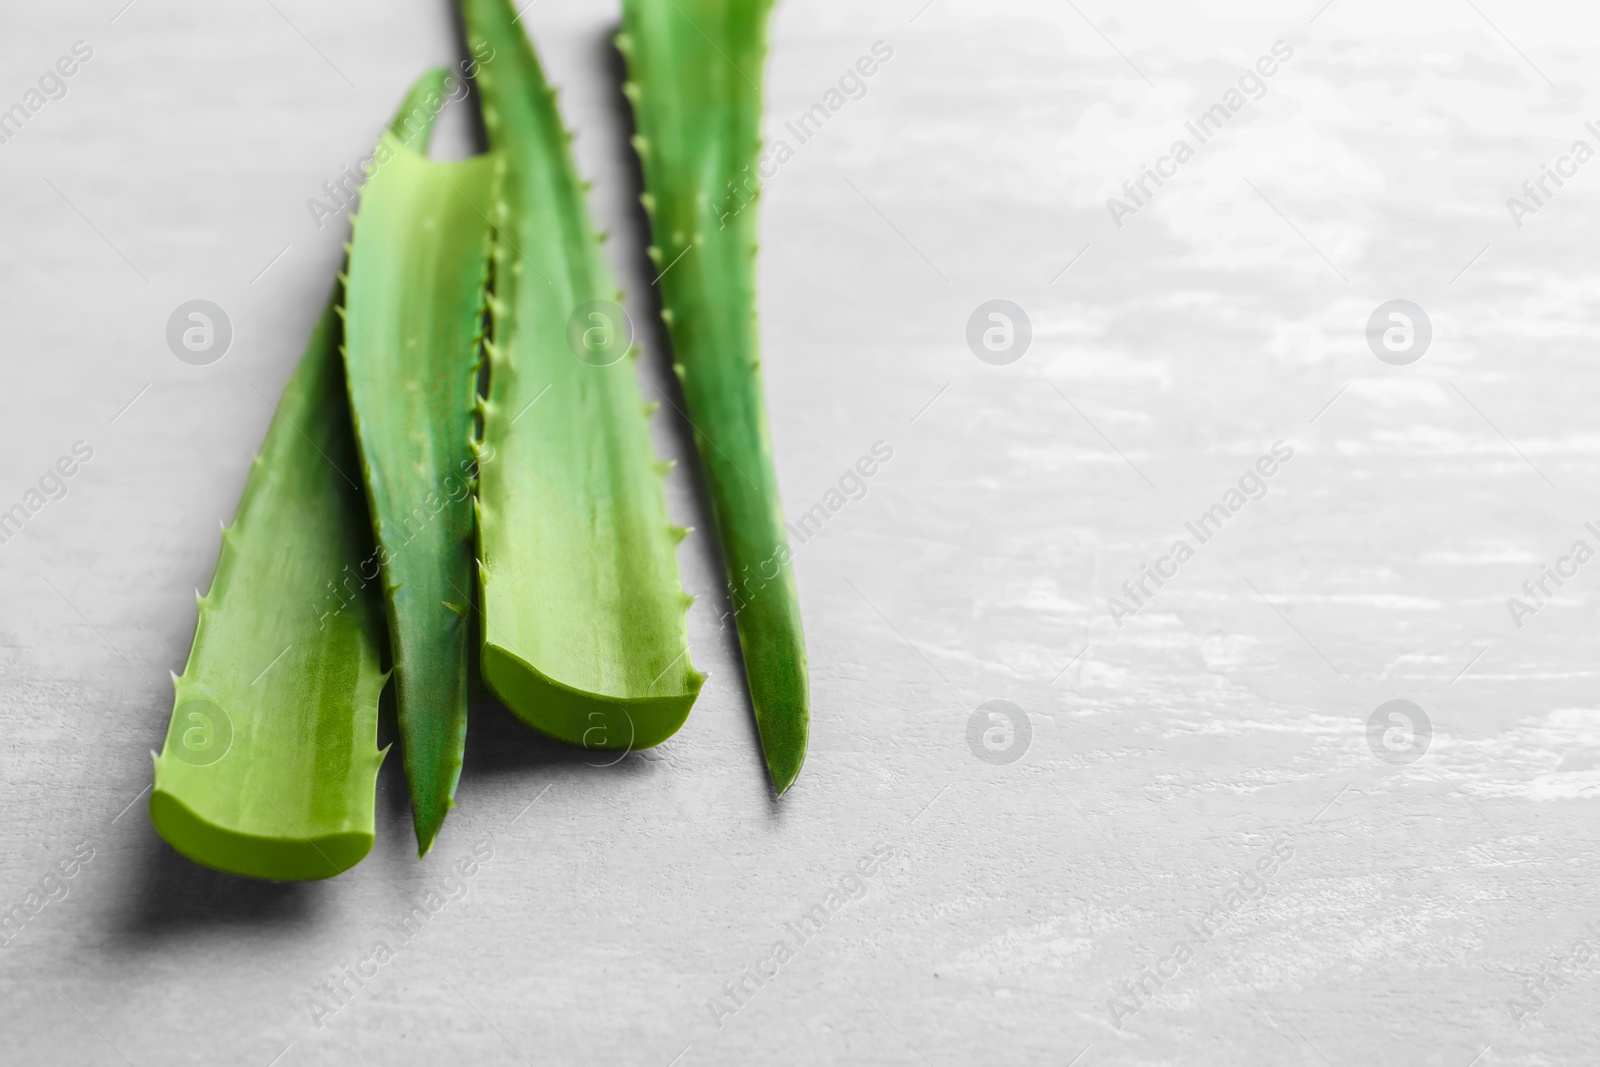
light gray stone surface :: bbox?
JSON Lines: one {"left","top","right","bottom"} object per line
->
{"left": 3, "top": 0, "right": 1599, "bottom": 1064}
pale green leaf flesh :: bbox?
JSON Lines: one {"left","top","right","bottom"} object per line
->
{"left": 150, "top": 293, "right": 388, "bottom": 881}
{"left": 342, "top": 74, "right": 497, "bottom": 856}
{"left": 619, "top": 0, "right": 809, "bottom": 792}
{"left": 461, "top": 0, "right": 704, "bottom": 750}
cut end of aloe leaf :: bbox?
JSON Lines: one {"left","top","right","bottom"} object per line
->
{"left": 149, "top": 787, "right": 371, "bottom": 881}
{"left": 481, "top": 640, "right": 702, "bottom": 751}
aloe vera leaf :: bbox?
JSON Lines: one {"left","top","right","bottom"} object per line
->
{"left": 618, "top": 0, "right": 809, "bottom": 793}
{"left": 459, "top": 0, "right": 704, "bottom": 750}
{"left": 150, "top": 292, "right": 388, "bottom": 881}
{"left": 342, "top": 74, "right": 497, "bottom": 856}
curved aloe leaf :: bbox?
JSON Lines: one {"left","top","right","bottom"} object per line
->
{"left": 460, "top": 0, "right": 704, "bottom": 750}
{"left": 342, "top": 69, "right": 497, "bottom": 856}
{"left": 619, "top": 0, "right": 809, "bottom": 793}
{"left": 150, "top": 293, "right": 387, "bottom": 881}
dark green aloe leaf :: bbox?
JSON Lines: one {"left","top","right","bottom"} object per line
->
{"left": 619, "top": 0, "right": 809, "bottom": 793}
{"left": 341, "top": 69, "right": 498, "bottom": 855}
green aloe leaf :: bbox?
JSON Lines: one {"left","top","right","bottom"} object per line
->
{"left": 149, "top": 75, "right": 467, "bottom": 879}
{"left": 460, "top": 0, "right": 704, "bottom": 750}
{"left": 150, "top": 292, "right": 388, "bottom": 881}
{"left": 619, "top": 0, "right": 809, "bottom": 793}
{"left": 342, "top": 68, "right": 497, "bottom": 855}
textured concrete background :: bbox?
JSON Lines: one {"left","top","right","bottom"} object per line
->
{"left": 3, "top": 0, "right": 1600, "bottom": 1064}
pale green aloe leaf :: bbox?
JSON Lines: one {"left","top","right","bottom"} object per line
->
{"left": 342, "top": 69, "right": 498, "bottom": 856}
{"left": 149, "top": 75, "right": 466, "bottom": 879}
{"left": 150, "top": 291, "right": 388, "bottom": 881}
{"left": 619, "top": 0, "right": 809, "bottom": 793}
{"left": 460, "top": 0, "right": 704, "bottom": 750}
